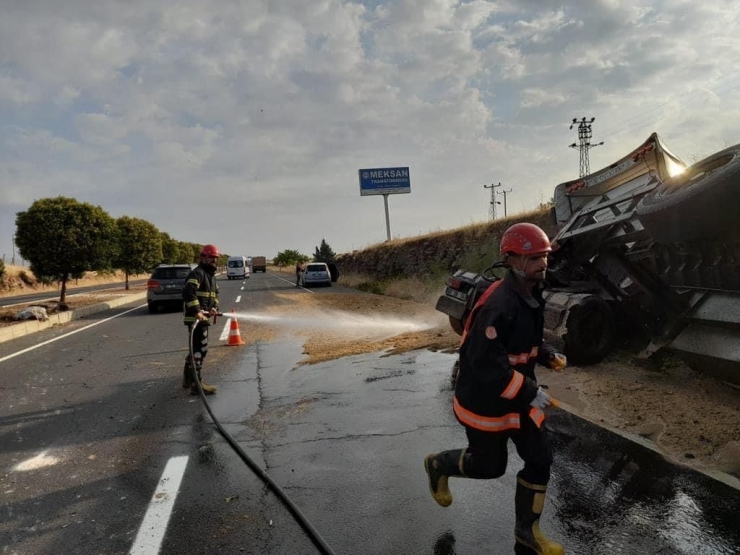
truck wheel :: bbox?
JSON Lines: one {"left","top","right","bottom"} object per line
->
{"left": 563, "top": 296, "right": 616, "bottom": 365}
{"left": 636, "top": 144, "right": 740, "bottom": 243}
{"left": 449, "top": 316, "right": 464, "bottom": 336}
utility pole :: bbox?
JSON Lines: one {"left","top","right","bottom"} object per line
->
{"left": 483, "top": 182, "right": 502, "bottom": 220}
{"left": 569, "top": 117, "right": 604, "bottom": 177}
{"left": 497, "top": 188, "right": 513, "bottom": 218}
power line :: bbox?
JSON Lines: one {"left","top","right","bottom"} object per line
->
{"left": 598, "top": 70, "right": 740, "bottom": 139}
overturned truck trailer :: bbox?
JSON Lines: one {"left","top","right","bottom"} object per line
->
{"left": 437, "top": 133, "right": 740, "bottom": 384}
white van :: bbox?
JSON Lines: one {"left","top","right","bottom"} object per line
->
{"left": 227, "top": 256, "right": 250, "bottom": 280}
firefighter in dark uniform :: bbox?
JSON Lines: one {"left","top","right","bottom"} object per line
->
{"left": 424, "top": 223, "right": 567, "bottom": 555}
{"left": 182, "top": 244, "right": 221, "bottom": 395}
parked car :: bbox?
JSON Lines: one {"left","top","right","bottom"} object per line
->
{"left": 227, "top": 256, "right": 250, "bottom": 280}
{"left": 146, "top": 264, "right": 195, "bottom": 313}
{"left": 301, "top": 262, "right": 332, "bottom": 287}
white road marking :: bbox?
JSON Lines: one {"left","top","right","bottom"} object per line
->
{"left": 129, "top": 455, "right": 189, "bottom": 555}
{"left": 235, "top": 295, "right": 241, "bottom": 303}
{"left": 0, "top": 304, "right": 148, "bottom": 364}
{"left": 270, "top": 274, "right": 315, "bottom": 294}
{"left": 13, "top": 450, "right": 60, "bottom": 471}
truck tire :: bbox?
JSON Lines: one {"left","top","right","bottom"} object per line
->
{"left": 563, "top": 296, "right": 616, "bottom": 365}
{"left": 636, "top": 144, "right": 740, "bottom": 243}
{"left": 449, "top": 316, "right": 464, "bottom": 336}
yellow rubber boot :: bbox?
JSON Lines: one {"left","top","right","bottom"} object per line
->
{"left": 190, "top": 369, "right": 217, "bottom": 395}
{"left": 514, "top": 478, "right": 565, "bottom": 555}
{"left": 198, "top": 380, "right": 217, "bottom": 394}
{"left": 423, "top": 450, "right": 466, "bottom": 507}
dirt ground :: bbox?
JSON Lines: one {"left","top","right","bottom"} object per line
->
{"left": 235, "top": 291, "right": 740, "bottom": 481}
{"left": 0, "top": 265, "right": 147, "bottom": 325}
{"left": 3, "top": 267, "right": 739, "bottom": 482}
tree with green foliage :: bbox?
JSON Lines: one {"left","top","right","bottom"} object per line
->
{"left": 313, "top": 238, "right": 336, "bottom": 263}
{"left": 187, "top": 243, "right": 201, "bottom": 263}
{"left": 15, "top": 196, "right": 118, "bottom": 302}
{"left": 160, "top": 232, "right": 180, "bottom": 264}
{"left": 273, "top": 249, "right": 308, "bottom": 267}
{"left": 172, "top": 241, "right": 191, "bottom": 264}
{"left": 115, "top": 216, "right": 162, "bottom": 289}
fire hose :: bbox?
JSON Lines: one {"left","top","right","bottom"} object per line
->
{"left": 189, "top": 317, "right": 337, "bottom": 555}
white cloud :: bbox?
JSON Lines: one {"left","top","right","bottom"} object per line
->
{"left": 1, "top": 0, "right": 739, "bottom": 259}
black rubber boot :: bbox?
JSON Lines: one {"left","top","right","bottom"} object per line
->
{"left": 423, "top": 449, "right": 466, "bottom": 507}
{"left": 514, "top": 478, "right": 565, "bottom": 555}
{"left": 182, "top": 362, "right": 194, "bottom": 389}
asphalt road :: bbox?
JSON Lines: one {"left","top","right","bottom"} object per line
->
{"left": 1, "top": 272, "right": 738, "bottom": 555}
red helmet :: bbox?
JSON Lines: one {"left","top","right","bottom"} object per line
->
{"left": 200, "top": 244, "right": 220, "bottom": 258}
{"left": 500, "top": 223, "right": 551, "bottom": 256}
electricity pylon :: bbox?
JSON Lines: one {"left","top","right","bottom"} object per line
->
{"left": 569, "top": 117, "right": 604, "bottom": 177}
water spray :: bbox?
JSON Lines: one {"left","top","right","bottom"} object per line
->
{"left": 226, "top": 309, "right": 434, "bottom": 336}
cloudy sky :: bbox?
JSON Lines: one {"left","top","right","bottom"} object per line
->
{"left": 1, "top": 0, "right": 739, "bottom": 262}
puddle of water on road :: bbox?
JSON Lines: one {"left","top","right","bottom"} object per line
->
{"left": 227, "top": 310, "right": 433, "bottom": 335}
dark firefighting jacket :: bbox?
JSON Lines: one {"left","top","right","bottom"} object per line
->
{"left": 453, "top": 270, "right": 556, "bottom": 432}
{"left": 183, "top": 264, "right": 219, "bottom": 324}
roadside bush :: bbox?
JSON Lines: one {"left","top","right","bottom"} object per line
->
{"left": 356, "top": 281, "right": 387, "bottom": 295}
{"left": 18, "top": 270, "right": 35, "bottom": 287}
{"left": 383, "top": 275, "right": 444, "bottom": 305}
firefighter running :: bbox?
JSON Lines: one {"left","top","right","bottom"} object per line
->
{"left": 424, "top": 223, "right": 567, "bottom": 555}
{"left": 182, "top": 244, "right": 221, "bottom": 395}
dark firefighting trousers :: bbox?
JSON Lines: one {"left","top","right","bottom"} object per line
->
{"left": 462, "top": 414, "right": 553, "bottom": 485}
{"left": 184, "top": 321, "right": 209, "bottom": 373}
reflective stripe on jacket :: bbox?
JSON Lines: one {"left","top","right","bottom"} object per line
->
{"left": 453, "top": 270, "right": 555, "bottom": 432}
{"left": 183, "top": 264, "right": 219, "bottom": 324}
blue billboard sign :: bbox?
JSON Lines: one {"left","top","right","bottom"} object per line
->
{"left": 358, "top": 167, "right": 411, "bottom": 196}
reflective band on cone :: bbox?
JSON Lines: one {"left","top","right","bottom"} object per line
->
{"left": 227, "top": 311, "right": 245, "bottom": 346}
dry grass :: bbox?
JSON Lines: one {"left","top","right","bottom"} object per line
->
{"left": 0, "top": 286, "right": 147, "bottom": 327}
{"left": 337, "top": 272, "right": 446, "bottom": 307}
{"left": 0, "top": 264, "right": 148, "bottom": 327}
{"left": 354, "top": 208, "right": 549, "bottom": 252}
{"left": 0, "top": 265, "right": 148, "bottom": 298}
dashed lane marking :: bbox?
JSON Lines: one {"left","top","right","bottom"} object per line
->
{"left": 129, "top": 455, "right": 189, "bottom": 555}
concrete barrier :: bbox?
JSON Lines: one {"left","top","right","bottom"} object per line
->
{"left": 0, "top": 291, "right": 148, "bottom": 345}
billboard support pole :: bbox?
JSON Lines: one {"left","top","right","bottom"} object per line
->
{"left": 383, "top": 194, "right": 391, "bottom": 241}
{"left": 358, "top": 167, "right": 409, "bottom": 242}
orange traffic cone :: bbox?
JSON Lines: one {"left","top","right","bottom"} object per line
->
{"left": 226, "top": 309, "right": 245, "bottom": 346}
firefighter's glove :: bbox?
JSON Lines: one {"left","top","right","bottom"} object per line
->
{"left": 196, "top": 311, "right": 209, "bottom": 322}
{"left": 208, "top": 307, "right": 219, "bottom": 317}
{"left": 548, "top": 353, "right": 567, "bottom": 372}
{"left": 530, "top": 387, "right": 552, "bottom": 410}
